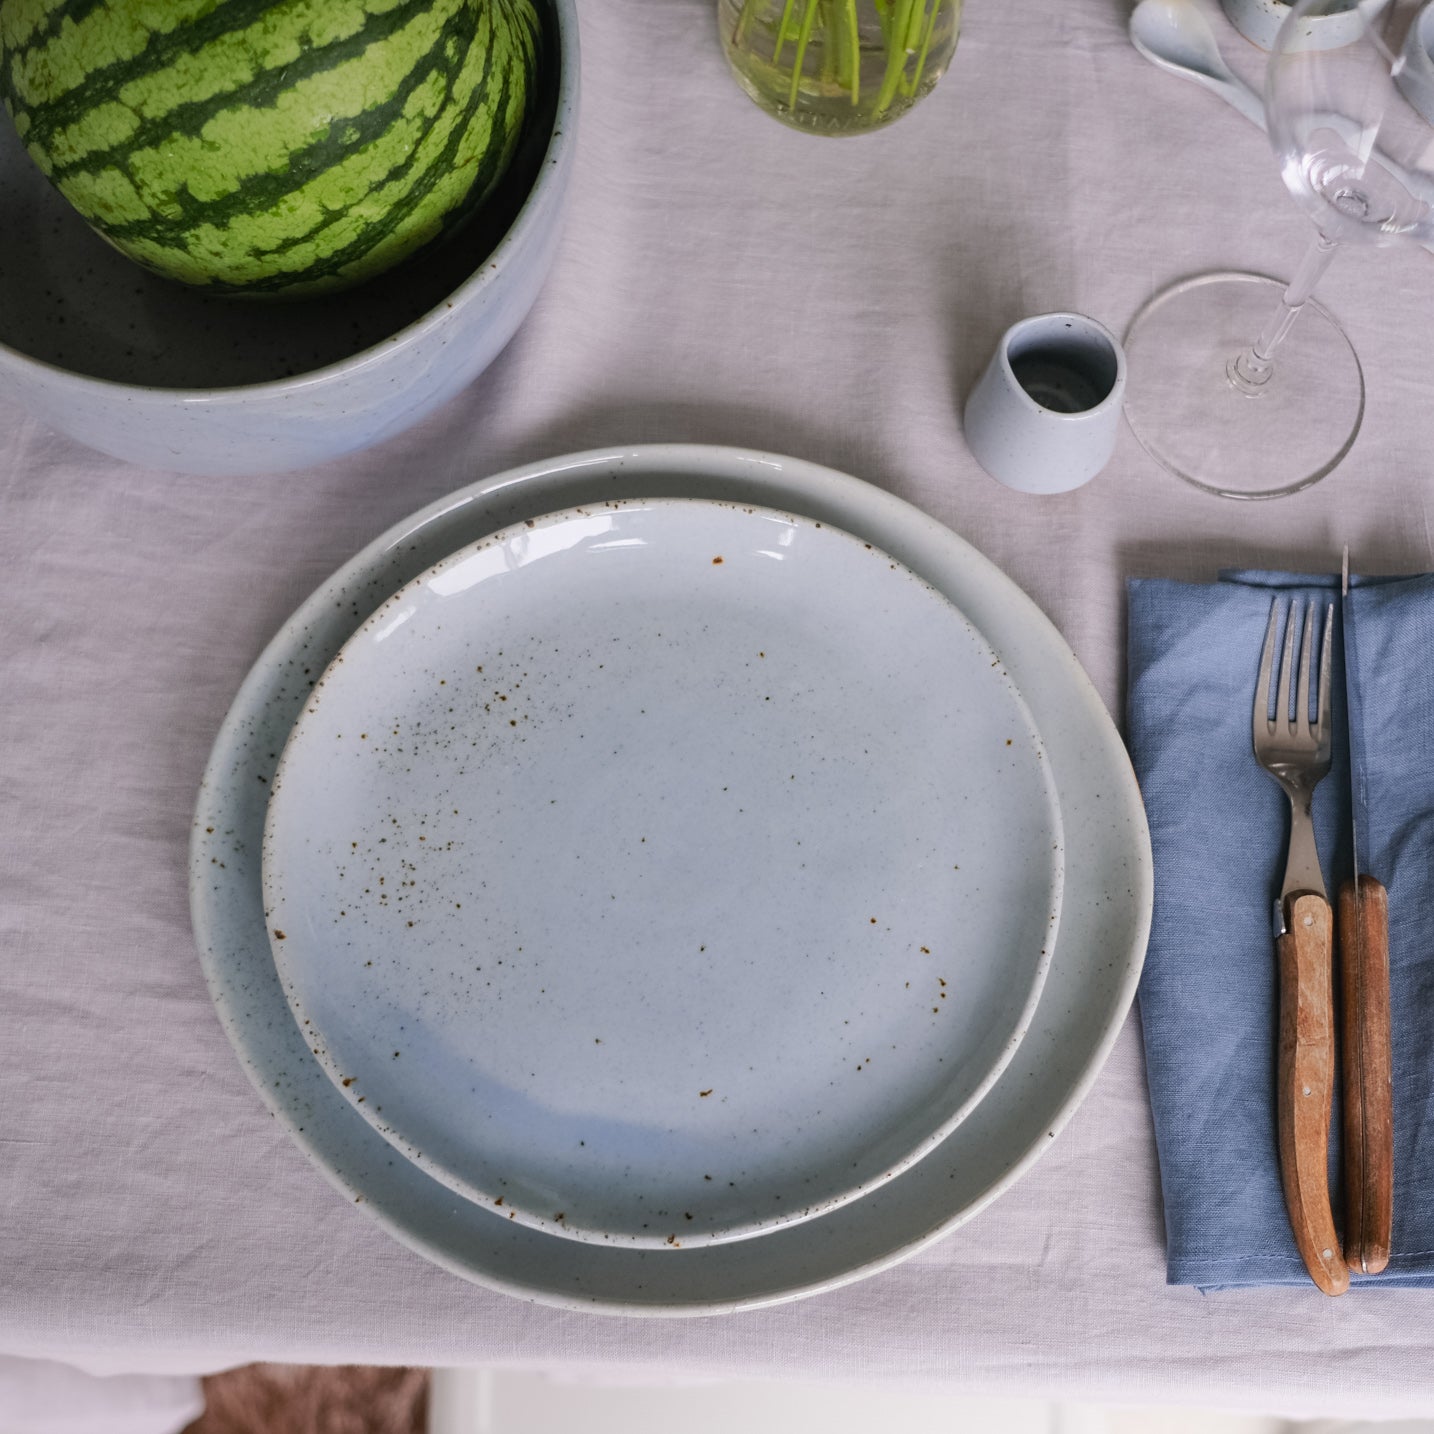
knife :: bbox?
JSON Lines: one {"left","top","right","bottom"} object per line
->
{"left": 1338, "top": 549, "right": 1394, "bottom": 1276}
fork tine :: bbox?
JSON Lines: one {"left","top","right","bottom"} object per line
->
{"left": 1254, "top": 599, "right": 1281, "bottom": 743}
{"left": 1316, "top": 601, "right": 1334, "bottom": 738}
{"left": 1299, "top": 599, "right": 1316, "bottom": 730}
{"left": 1277, "top": 599, "right": 1296, "bottom": 729}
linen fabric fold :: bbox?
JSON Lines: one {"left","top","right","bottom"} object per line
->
{"left": 1127, "top": 569, "right": 1434, "bottom": 1289}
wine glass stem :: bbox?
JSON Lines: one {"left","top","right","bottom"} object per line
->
{"left": 1228, "top": 233, "right": 1341, "bottom": 394}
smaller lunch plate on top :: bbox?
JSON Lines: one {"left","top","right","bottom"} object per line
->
{"left": 261, "top": 497, "right": 1063, "bottom": 1249}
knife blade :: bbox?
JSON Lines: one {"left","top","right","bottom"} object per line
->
{"left": 1338, "top": 549, "right": 1394, "bottom": 1276}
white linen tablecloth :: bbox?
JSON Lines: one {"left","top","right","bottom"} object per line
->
{"left": 5, "top": 0, "right": 1434, "bottom": 1416}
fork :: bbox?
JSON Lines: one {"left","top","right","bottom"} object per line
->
{"left": 1252, "top": 597, "right": 1348, "bottom": 1297}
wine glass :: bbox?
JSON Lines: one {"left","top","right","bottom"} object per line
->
{"left": 1123, "top": 0, "right": 1434, "bottom": 499}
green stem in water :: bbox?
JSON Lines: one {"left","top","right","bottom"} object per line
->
{"left": 902, "top": 0, "right": 925, "bottom": 48}
{"left": 844, "top": 0, "right": 860, "bottom": 102}
{"left": 787, "top": 0, "right": 821, "bottom": 110}
{"left": 819, "top": 0, "right": 838, "bottom": 84}
{"left": 901, "top": 0, "right": 941, "bottom": 98}
{"left": 873, "top": 0, "right": 914, "bottom": 113}
{"left": 773, "top": 0, "right": 798, "bottom": 62}
{"left": 733, "top": 0, "right": 762, "bottom": 47}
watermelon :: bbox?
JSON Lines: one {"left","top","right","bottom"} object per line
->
{"left": 0, "top": 0, "right": 542, "bottom": 296}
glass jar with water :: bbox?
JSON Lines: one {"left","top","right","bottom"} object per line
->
{"left": 717, "top": 0, "right": 961, "bottom": 134}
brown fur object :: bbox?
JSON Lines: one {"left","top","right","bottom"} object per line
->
{"left": 183, "top": 1364, "right": 428, "bottom": 1434}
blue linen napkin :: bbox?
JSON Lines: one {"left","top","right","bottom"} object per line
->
{"left": 1127, "top": 569, "right": 1434, "bottom": 1289}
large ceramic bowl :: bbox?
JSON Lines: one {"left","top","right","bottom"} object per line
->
{"left": 0, "top": 0, "right": 577, "bottom": 477}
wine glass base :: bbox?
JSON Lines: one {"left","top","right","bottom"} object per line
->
{"left": 1122, "top": 272, "right": 1365, "bottom": 500}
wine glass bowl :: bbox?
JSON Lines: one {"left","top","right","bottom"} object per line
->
{"left": 1268, "top": 1, "right": 1434, "bottom": 246}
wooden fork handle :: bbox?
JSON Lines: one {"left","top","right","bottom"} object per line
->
{"left": 1339, "top": 875, "right": 1393, "bottom": 1276}
{"left": 1276, "top": 892, "right": 1349, "bottom": 1296}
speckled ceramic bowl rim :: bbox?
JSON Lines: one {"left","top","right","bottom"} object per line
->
{"left": 1220, "top": 0, "right": 1365, "bottom": 51}
{"left": 0, "top": 0, "right": 576, "bottom": 404}
{"left": 259, "top": 495, "right": 1065, "bottom": 1250}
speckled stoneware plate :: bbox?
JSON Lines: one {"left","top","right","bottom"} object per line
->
{"left": 191, "top": 445, "right": 1152, "bottom": 1312}
{"left": 260, "top": 498, "right": 1063, "bottom": 1248}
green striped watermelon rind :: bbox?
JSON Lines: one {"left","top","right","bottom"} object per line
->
{"left": 0, "top": 0, "right": 543, "bottom": 298}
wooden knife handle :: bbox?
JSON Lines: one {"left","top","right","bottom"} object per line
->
{"left": 1339, "top": 875, "right": 1393, "bottom": 1276}
{"left": 1276, "top": 892, "right": 1349, "bottom": 1296}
